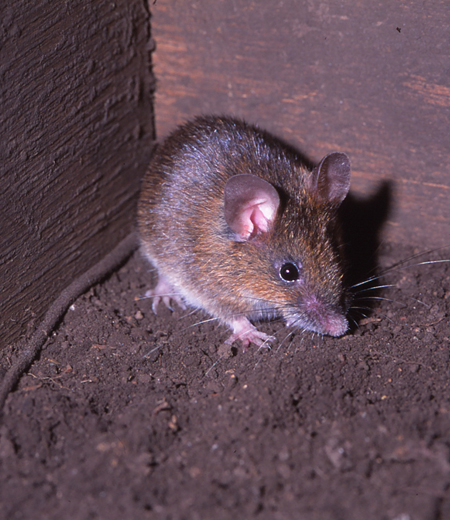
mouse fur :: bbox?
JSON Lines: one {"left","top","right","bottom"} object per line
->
{"left": 137, "top": 115, "right": 351, "bottom": 347}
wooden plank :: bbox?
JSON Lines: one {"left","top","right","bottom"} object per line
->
{"left": 0, "top": 0, "right": 154, "bottom": 347}
{"left": 150, "top": 0, "right": 450, "bottom": 248}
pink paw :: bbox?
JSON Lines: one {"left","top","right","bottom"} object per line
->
{"left": 225, "top": 317, "right": 274, "bottom": 349}
{"left": 145, "top": 275, "right": 186, "bottom": 314}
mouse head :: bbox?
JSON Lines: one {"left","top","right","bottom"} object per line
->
{"left": 223, "top": 152, "right": 351, "bottom": 337}
{"left": 224, "top": 152, "right": 350, "bottom": 239}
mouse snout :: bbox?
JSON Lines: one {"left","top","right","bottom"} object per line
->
{"left": 294, "top": 294, "right": 348, "bottom": 337}
{"left": 318, "top": 311, "right": 348, "bottom": 337}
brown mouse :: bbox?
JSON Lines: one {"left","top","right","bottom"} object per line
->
{"left": 137, "top": 116, "right": 351, "bottom": 348}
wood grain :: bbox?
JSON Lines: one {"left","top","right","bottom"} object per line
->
{"left": 0, "top": 0, "right": 154, "bottom": 347}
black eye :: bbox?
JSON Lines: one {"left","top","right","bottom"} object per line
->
{"left": 279, "top": 262, "right": 299, "bottom": 282}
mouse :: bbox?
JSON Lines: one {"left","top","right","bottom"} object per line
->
{"left": 137, "top": 115, "right": 351, "bottom": 348}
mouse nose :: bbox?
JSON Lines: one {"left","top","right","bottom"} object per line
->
{"left": 301, "top": 294, "right": 348, "bottom": 337}
{"left": 320, "top": 312, "right": 348, "bottom": 337}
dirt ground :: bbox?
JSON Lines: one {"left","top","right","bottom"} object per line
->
{"left": 1, "top": 242, "right": 450, "bottom": 520}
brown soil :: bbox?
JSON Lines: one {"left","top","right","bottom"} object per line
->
{"left": 1, "top": 243, "right": 450, "bottom": 520}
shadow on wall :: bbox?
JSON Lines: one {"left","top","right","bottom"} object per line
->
{"left": 340, "top": 182, "right": 393, "bottom": 326}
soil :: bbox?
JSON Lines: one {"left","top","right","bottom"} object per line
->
{"left": 1, "top": 243, "right": 450, "bottom": 520}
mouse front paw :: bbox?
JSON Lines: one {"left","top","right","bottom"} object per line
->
{"left": 145, "top": 275, "right": 186, "bottom": 313}
{"left": 225, "top": 317, "right": 274, "bottom": 350}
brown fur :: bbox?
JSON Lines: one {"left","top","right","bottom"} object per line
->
{"left": 137, "top": 116, "right": 350, "bottom": 341}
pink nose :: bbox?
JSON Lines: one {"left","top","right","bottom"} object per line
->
{"left": 321, "top": 312, "right": 348, "bottom": 337}
{"left": 303, "top": 295, "right": 348, "bottom": 337}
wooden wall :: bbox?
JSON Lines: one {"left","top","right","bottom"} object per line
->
{"left": 0, "top": 1, "right": 155, "bottom": 347}
{"left": 150, "top": 0, "right": 450, "bottom": 248}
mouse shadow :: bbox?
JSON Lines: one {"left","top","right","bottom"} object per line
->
{"left": 338, "top": 181, "right": 393, "bottom": 329}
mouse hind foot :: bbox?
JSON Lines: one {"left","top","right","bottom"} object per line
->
{"left": 145, "top": 274, "right": 187, "bottom": 313}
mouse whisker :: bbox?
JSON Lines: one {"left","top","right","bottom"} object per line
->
{"left": 413, "top": 259, "right": 450, "bottom": 266}
{"left": 348, "top": 315, "right": 362, "bottom": 327}
{"left": 139, "top": 291, "right": 181, "bottom": 300}
{"left": 353, "top": 295, "right": 395, "bottom": 303}
{"left": 352, "top": 284, "right": 395, "bottom": 294}
{"left": 348, "top": 306, "right": 370, "bottom": 314}
{"left": 144, "top": 266, "right": 160, "bottom": 274}
{"left": 349, "top": 307, "right": 374, "bottom": 316}
{"left": 142, "top": 344, "right": 163, "bottom": 359}
{"left": 276, "top": 326, "right": 305, "bottom": 352}
{"left": 184, "top": 315, "right": 221, "bottom": 329}
{"left": 204, "top": 357, "right": 223, "bottom": 377}
{"left": 407, "top": 296, "right": 431, "bottom": 308}
{"left": 353, "top": 250, "right": 450, "bottom": 291}
{"left": 349, "top": 274, "right": 385, "bottom": 289}
{"left": 179, "top": 308, "right": 202, "bottom": 319}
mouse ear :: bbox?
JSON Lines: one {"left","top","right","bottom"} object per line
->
{"left": 311, "top": 152, "right": 351, "bottom": 205}
{"left": 224, "top": 174, "right": 280, "bottom": 241}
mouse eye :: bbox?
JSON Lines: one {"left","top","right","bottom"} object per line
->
{"left": 279, "top": 262, "right": 300, "bottom": 282}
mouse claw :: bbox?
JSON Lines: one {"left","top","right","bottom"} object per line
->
{"left": 146, "top": 294, "right": 166, "bottom": 314}
{"left": 225, "top": 317, "right": 274, "bottom": 350}
{"left": 145, "top": 276, "right": 186, "bottom": 314}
